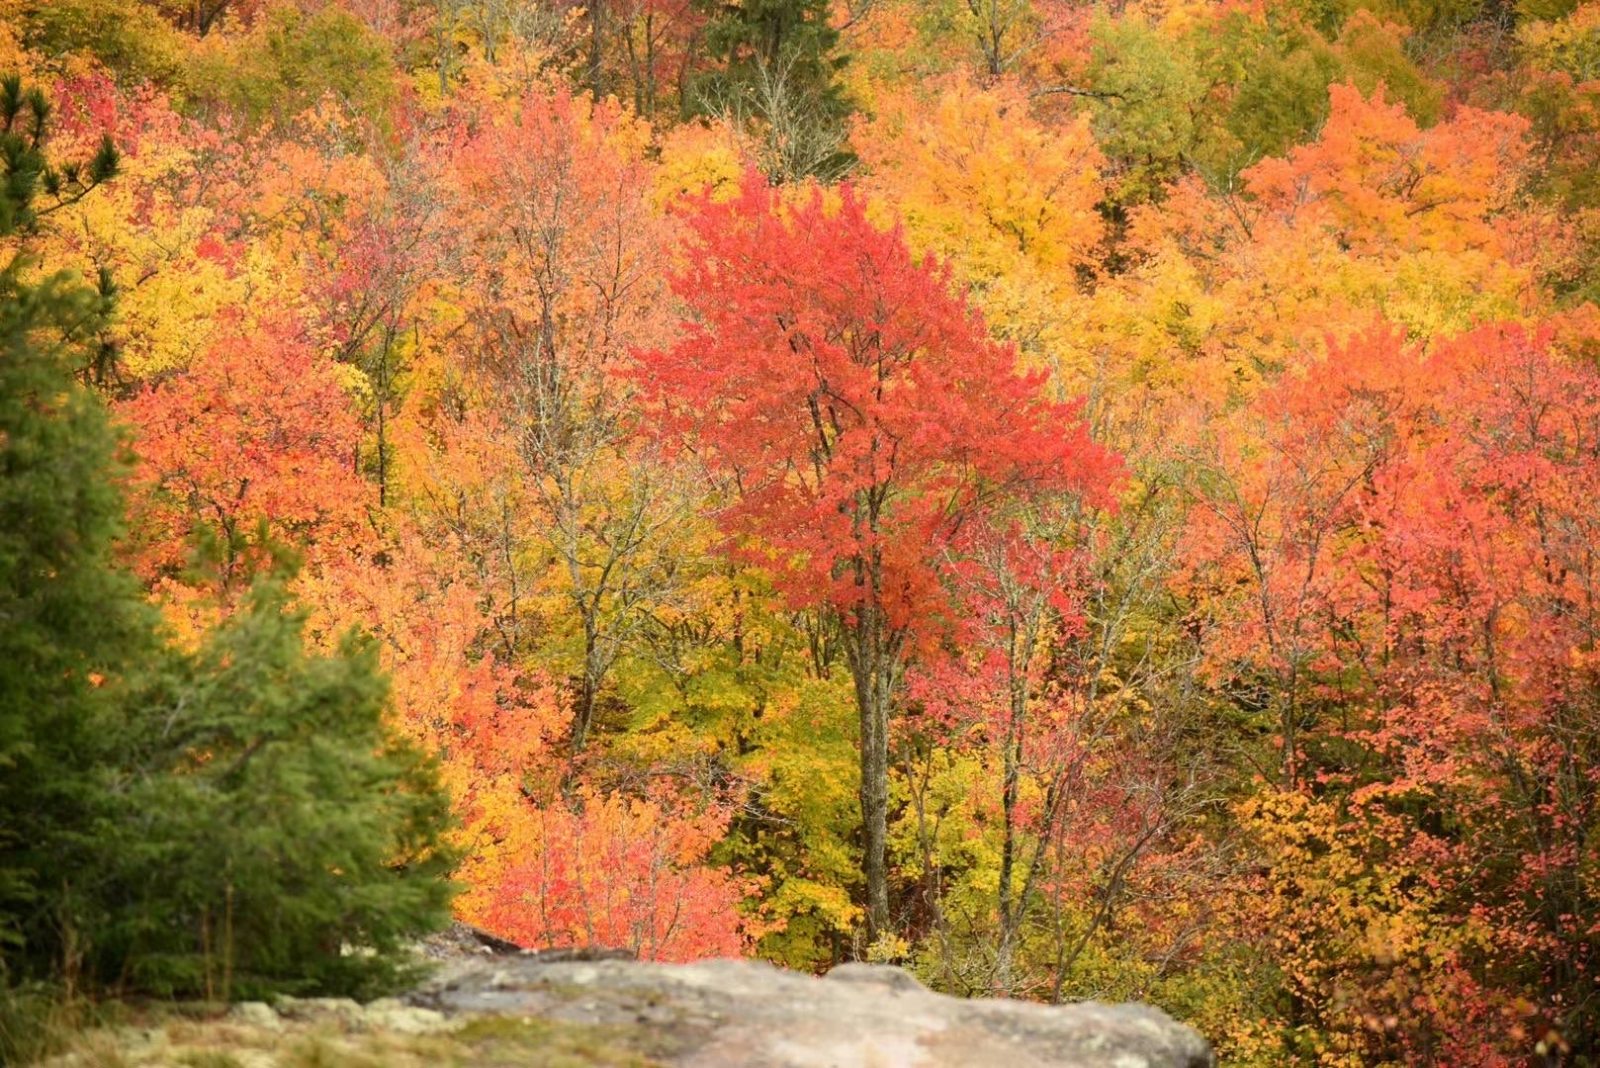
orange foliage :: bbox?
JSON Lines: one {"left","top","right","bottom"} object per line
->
{"left": 118, "top": 319, "right": 368, "bottom": 612}
{"left": 467, "top": 786, "right": 750, "bottom": 961}
{"left": 1243, "top": 84, "right": 1530, "bottom": 256}
{"left": 24, "top": 6, "right": 1600, "bottom": 1057}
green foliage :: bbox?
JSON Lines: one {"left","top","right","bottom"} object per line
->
{"left": 1088, "top": 9, "right": 1442, "bottom": 198}
{"left": 185, "top": 5, "right": 398, "bottom": 131}
{"left": 1362, "top": 0, "right": 1485, "bottom": 33}
{"left": 20, "top": 0, "right": 189, "bottom": 87}
{"left": 692, "top": 0, "right": 854, "bottom": 178}
{"left": 1190, "top": 14, "right": 1343, "bottom": 183}
{"left": 1, "top": 73, "right": 451, "bottom": 1001}
{"left": 889, "top": 0, "right": 980, "bottom": 82}
{"left": 1139, "top": 937, "right": 1290, "bottom": 1067}
{"left": 1520, "top": 1, "right": 1600, "bottom": 80}
{"left": 735, "top": 674, "right": 863, "bottom": 969}
{"left": 89, "top": 579, "right": 457, "bottom": 1000}
{"left": 0, "top": 71, "right": 138, "bottom": 961}
{"left": 612, "top": 610, "right": 864, "bottom": 970}
{"left": 1517, "top": 0, "right": 1581, "bottom": 22}
{"left": 1519, "top": 69, "right": 1600, "bottom": 206}
{"left": 1279, "top": 0, "right": 1486, "bottom": 35}
{"left": 1516, "top": 10, "right": 1600, "bottom": 304}
{"left": 1335, "top": 12, "right": 1441, "bottom": 124}
{"left": 698, "top": 0, "right": 846, "bottom": 104}
{"left": 7, "top": 0, "right": 1600, "bottom": 1051}
{"left": 0, "top": 74, "right": 120, "bottom": 238}
{"left": 1086, "top": 14, "right": 1209, "bottom": 202}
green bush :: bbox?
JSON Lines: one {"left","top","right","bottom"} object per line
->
{"left": 89, "top": 579, "right": 457, "bottom": 1000}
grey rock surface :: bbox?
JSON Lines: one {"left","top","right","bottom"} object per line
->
{"left": 225, "top": 1001, "right": 283, "bottom": 1032}
{"left": 270, "top": 994, "right": 366, "bottom": 1029}
{"left": 363, "top": 996, "right": 453, "bottom": 1035}
{"left": 409, "top": 954, "right": 1215, "bottom": 1068}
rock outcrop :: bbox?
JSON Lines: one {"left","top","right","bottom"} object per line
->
{"left": 408, "top": 951, "right": 1215, "bottom": 1068}
{"left": 38, "top": 930, "right": 1213, "bottom": 1067}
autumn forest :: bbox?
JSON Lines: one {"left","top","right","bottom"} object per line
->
{"left": 2, "top": 0, "right": 1599, "bottom": 1062}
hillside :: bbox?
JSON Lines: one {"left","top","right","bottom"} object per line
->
{"left": 2, "top": 0, "right": 1597, "bottom": 1064}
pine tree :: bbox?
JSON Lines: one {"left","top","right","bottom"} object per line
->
{"left": 693, "top": 0, "right": 853, "bottom": 179}
{"left": 0, "top": 72, "right": 137, "bottom": 966}
{"left": 1, "top": 74, "right": 455, "bottom": 996}
{"left": 94, "top": 578, "right": 457, "bottom": 999}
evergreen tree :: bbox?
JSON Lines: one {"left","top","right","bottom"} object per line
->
{"left": 0, "top": 72, "right": 136, "bottom": 966}
{"left": 94, "top": 577, "right": 456, "bottom": 999}
{"left": 0, "top": 74, "right": 455, "bottom": 996}
{"left": 693, "top": 0, "right": 853, "bottom": 180}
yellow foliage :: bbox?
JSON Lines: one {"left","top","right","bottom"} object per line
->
{"left": 854, "top": 73, "right": 1107, "bottom": 390}
{"left": 0, "top": 0, "right": 37, "bottom": 78}
{"left": 652, "top": 117, "right": 750, "bottom": 208}
{"left": 1238, "top": 790, "right": 1498, "bottom": 1064}
{"left": 857, "top": 73, "right": 1104, "bottom": 284}
{"left": 1520, "top": 1, "right": 1600, "bottom": 79}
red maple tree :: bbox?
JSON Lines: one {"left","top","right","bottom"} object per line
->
{"left": 638, "top": 172, "right": 1121, "bottom": 941}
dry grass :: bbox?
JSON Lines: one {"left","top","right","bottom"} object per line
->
{"left": 28, "top": 1010, "right": 670, "bottom": 1068}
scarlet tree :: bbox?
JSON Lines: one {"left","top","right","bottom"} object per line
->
{"left": 639, "top": 173, "right": 1120, "bottom": 944}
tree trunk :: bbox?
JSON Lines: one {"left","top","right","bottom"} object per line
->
{"left": 846, "top": 590, "right": 897, "bottom": 948}
{"left": 572, "top": 617, "right": 600, "bottom": 752}
{"left": 855, "top": 643, "right": 892, "bottom": 944}
{"left": 588, "top": 0, "right": 606, "bottom": 101}
{"left": 994, "top": 646, "right": 1025, "bottom": 993}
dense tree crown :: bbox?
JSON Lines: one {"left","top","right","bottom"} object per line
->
{"left": 640, "top": 174, "right": 1119, "bottom": 940}
{"left": 3, "top": 0, "right": 1600, "bottom": 1063}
